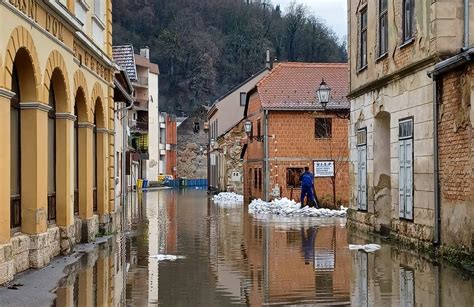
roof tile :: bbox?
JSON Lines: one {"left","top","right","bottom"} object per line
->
{"left": 257, "top": 62, "right": 349, "bottom": 110}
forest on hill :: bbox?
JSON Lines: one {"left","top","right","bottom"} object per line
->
{"left": 113, "top": 0, "right": 347, "bottom": 114}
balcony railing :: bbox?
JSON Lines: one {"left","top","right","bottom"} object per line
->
{"left": 134, "top": 76, "right": 148, "bottom": 86}
{"left": 134, "top": 98, "right": 148, "bottom": 110}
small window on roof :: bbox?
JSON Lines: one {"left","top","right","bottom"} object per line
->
{"left": 240, "top": 92, "right": 246, "bottom": 106}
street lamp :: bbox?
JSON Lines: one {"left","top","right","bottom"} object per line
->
{"left": 210, "top": 138, "right": 215, "bottom": 148}
{"left": 244, "top": 120, "right": 252, "bottom": 135}
{"left": 316, "top": 79, "right": 331, "bottom": 109}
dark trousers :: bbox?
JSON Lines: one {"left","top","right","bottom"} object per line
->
{"left": 301, "top": 187, "right": 316, "bottom": 206}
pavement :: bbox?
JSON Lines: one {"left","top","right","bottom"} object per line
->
{"left": 0, "top": 236, "right": 111, "bottom": 306}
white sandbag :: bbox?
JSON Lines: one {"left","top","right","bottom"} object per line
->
{"left": 348, "top": 244, "right": 381, "bottom": 252}
{"left": 248, "top": 197, "right": 347, "bottom": 217}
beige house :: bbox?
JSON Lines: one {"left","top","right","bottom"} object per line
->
{"left": 347, "top": 0, "right": 473, "bottom": 255}
{"left": 0, "top": 0, "right": 115, "bottom": 284}
{"left": 208, "top": 62, "right": 270, "bottom": 193}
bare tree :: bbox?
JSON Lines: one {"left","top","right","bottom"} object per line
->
{"left": 314, "top": 113, "right": 349, "bottom": 208}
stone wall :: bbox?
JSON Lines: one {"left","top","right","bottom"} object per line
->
{"left": 177, "top": 106, "right": 209, "bottom": 179}
{"left": 348, "top": 67, "right": 435, "bottom": 243}
{"left": 216, "top": 122, "right": 245, "bottom": 194}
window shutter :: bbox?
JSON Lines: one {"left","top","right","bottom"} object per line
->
{"left": 399, "top": 141, "right": 406, "bottom": 218}
{"left": 405, "top": 139, "right": 413, "bottom": 220}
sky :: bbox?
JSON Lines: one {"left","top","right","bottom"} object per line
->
{"left": 272, "top": 0, "right": 347, "bottom": 41}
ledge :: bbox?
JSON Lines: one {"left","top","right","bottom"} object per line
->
{"left": 55, "top": 112, "right": 77, "bottom": 121}
{"left": 0, "top": 88, "right": 15, "bottom": 99}
{"left": 399, "top": 37, "right": 415, "bottom": 50}
{"left": 19, "top": 102, "right": 52, "bottom": 112}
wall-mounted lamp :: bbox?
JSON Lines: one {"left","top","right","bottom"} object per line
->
{"left": 244, "top": 120, "right": 264, "bottom": 142}
{"left": 316, "top": 79, "right": 331, "bottom": 109}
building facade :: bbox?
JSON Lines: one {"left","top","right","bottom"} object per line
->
{"left": 112, "top": 46, "right": 160, "bottom": 184}
{"left": 207, "top": 65, "right": 270, "bottom": 192}
{"left": 0, "top": 0, "right": 115, "bottom": 284}
{"left": 243, "top": 63, "right": 350, "bottom": 206}
{"left": 177, "top": 105, "right": 209, "bottom": 179}
{"left": 347, "top": 0, "right": 473, "bottom": 254}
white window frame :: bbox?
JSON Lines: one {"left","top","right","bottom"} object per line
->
{"left": 398, "top": 118, "right": 414, "bottom": 220}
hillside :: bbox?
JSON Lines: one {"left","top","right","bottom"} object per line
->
{"left": 113, "top": 0, "right": 347, "bottom": 114}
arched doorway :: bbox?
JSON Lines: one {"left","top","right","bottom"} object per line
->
{"left": 46, "top": 67, "right": 69, "bottom": 227}
{"left": 74, "top": 87, "right": 90, "bottom": 219}
{"left": 93, "top": 97, "right": 107, "bottom": 216}
{"left": 10, "top": 65, "right": 21, "bottom": 231}
{"left": 47, "top": 77, "right": 57, "bottom": 224}
{"left": 9, "top": 47, "right": 38, "bottom": 233}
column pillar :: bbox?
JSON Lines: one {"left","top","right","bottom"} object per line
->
{"left": 78, "top": 267, "right": 94, "bottom": 307}
{"left": 78, "top": 122, "right": 94, "bottom": 220}
{"left": 78, "top": 122, "right": 97, "bottom": 242}
{"left": 56, "top": 113, "right": 76, "bottom": 253}
{"left": 96, "top": 128, "right": 108, "bottom": 216}
{"left": 20, "top": 102, "right": 50, "bottom": 235}
{"left": 96, "top": 254, "right": 109, "bottom": 307}
{"left": 0, "top": 88, "right": 14, "bottom": 244}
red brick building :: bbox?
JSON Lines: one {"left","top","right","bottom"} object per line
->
{"left": 243, "top": 63, "right": 350, "bottom": 206}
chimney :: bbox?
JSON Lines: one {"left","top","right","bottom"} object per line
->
{"left": 140, "top": 47, "right": 150, "bottom": 59}
{"left": 265, "top": 49, "right": 272, "bottom": 69}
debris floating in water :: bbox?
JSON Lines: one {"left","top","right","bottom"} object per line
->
{"left": 149, "top": 254, "right": 186, "bottom": 261}
{"left": 212, "top": 192, "right": 244, "bottom": 205}
{"left": 348, "top": 244, "right": 381, "bottom": 252}
{"left": 248, "top": 198, "right": 347, "bottom": 217}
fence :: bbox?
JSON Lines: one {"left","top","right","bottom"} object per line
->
{"left": 165, "top": 178, "right": 208, "bottom": 188}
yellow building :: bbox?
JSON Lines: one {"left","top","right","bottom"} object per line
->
{"left": 0, "top": 0, "right": 115, "bottom": 284}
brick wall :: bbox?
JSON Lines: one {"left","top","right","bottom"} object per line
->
{"left": 438, "top": 68, "right": 472, "bottom": 202}
{"left": 438, "top": 65, "right": 474, "bottom": 250}
{"left": 243, "top": 107, "right": 350, "bottom": 205}
{"left": 268, "top": 111, "right": 350, "bottom": 205}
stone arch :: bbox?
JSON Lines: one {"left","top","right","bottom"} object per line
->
{"left": 0, "top": 50, "right": 3, "bottom": 88}
{"left": 91, "top": 82, "right": 106, "bottom": 128}
{"left": 73, "top": 70, "right": 91, "bottom": 122}
{"left": 3, "top": 26, "right": 41, "bottom": 101}
{"left": 43, "top": 50, "right": 71, "bottom": 112}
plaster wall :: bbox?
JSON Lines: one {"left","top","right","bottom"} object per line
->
{"left": 147, "top": 71, "right": 159, "bottom": 181}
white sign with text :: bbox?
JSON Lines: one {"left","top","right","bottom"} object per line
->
{"left": 314, "top": 161, "right": 335, "bottom": 177}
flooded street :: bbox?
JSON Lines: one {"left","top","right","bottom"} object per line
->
{"left": 54, "top": 189, "right": 473, "bottom": 306}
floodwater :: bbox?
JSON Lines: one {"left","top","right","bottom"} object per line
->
{"left": 54, "top": 189, "right": 474, "bottom": 306}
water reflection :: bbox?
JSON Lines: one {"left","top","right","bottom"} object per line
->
{"left": 54, "top": 190, "right": 474, "bottom": 306}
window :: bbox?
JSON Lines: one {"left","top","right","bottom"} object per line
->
{"left": 286, "top": 168, "right": 304, "bottom": 188}
{"left": 240, "top": 92, "right": 246, "bottom": 106}
{"left": 399, "top": 118, "right": 413, "bottom": 220}
{"left": 359, "top": 7, "right": 368, "bottom": 68}
{"left": 254, "top": 168, "right": 258, "bottom": 189}
{"left": 258, "top": 168, "right": 262, "bottom": 191}
{"left": 378, "top": 0, "right": 388, "bottom": 56}
{"left": 257, "top": 119, "right": 261, "bottom": 138}
{"left": 403, "top": 0, "right": 414, "bottom": 42}
{"left": 193, "top": 122, "right": 200, "bottom": 133}
{"left": 357, "top": 129, "right": 367, "bottom": 211}
{"left": 399, "top": 267, "right": 415, "bottom": 306}
{"left": 315, "top": 118, "right": 332, "bottom": 138}
{"left": 94, "top": 0, "right": 103, "bottom": 19}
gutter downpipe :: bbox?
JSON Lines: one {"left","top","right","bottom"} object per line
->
{"left": 432, "top": 76, "right": 441, "bottom": 246}
{"left": 264, "top": 109, "right": 269, "bottom": 201}
{"left": 464, "top": 0, "right": 470, "bottom": 49}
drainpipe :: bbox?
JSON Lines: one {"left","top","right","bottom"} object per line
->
{"left": 432, "top": 77, "right": 441, "bottom": 246}
{"left": 464, "top": 0, "right": 470, "bottom": 49}
{"left": 263, "top": 109, "right": 269, "bottom": 201}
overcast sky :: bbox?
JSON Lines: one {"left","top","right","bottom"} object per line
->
{"left": 272, "top": 0, "right": 347, "bottom": 41}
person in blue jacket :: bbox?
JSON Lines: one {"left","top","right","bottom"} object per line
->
{"left": 300, "top": 166, "right": 318, "bottom": 208}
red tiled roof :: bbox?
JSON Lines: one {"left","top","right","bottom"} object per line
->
{"left": 256, "top": 62, "right": 349, "bottom": 110}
